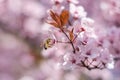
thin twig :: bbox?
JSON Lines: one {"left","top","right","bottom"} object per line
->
{"left": 61, "top": 29, "right": 76, "bottom": 53}
{"left": 56, "top": 40, "right": 70, "bottom": 43}
{"left": 73, "top": 31, "right": 81, "bottom": 42}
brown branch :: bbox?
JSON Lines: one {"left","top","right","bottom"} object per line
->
{"left": 56, "top": 40, "right": 70, "bottom": 43}
{"left": 80, "top": 58, "right": 105, "bottom": 70}
{"left": 61, "top": 29, "right": 76, "bottom": 53}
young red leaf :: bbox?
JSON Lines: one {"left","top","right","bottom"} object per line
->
{"left": 50, "top": 10, "right": 61, "bottom": 27}
{"left": 47, "top": 21, "right": 59, "bottom": 28}
{"left": 60, "top": 10, "right": 69, "bottom": 26}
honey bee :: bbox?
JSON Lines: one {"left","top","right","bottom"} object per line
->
{"left": 44, "top": 38, "right": 55, "bottom": 50}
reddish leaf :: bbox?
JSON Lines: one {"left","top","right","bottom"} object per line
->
{"left": 48, "top": 10, "right": 69, "bottom": 29}
{"left": 47, "top": 21, "right": 59, "bottom": 28}
{"left": 60, "top": 10, "right": 69, "bottom": 26}
{"left": 50, "top": 10, "right": 61, "bottom": 27}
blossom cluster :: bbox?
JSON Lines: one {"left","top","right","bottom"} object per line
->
{"left": 42, "top": 0, "right": 115, "bottom": 70}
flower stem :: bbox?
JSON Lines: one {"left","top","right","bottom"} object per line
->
{"left": 61, "top": 29, "right": 76, "bottom": 53}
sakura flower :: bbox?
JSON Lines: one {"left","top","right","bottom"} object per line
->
{"left": 69, "top": 3, "right": 87, "bottom": 19}
{"left": 62, "top": 52, "right": 82, "bottom": 70}
{"left": 81, "top": 17, "right": 95, "bottom": 27}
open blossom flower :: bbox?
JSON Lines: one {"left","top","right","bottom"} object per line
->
{"left": 69, "top": 3, "right": 87, "bottom": 19}
{"left": 81, "top": 17, "right": 95, "bottom": 27}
